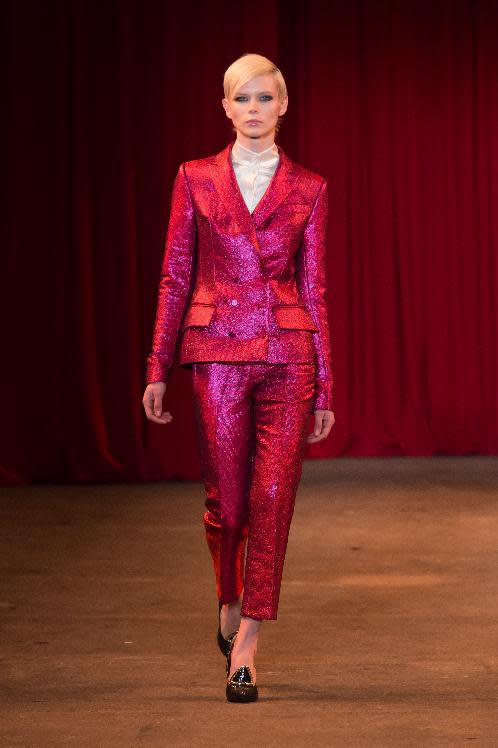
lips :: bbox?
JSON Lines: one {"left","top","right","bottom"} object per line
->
{"left": 246, "top": 120, "right": 262, "bottom": 125}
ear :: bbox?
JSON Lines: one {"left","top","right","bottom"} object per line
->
{"left": 278, "top": 96, "right": 289, "bottom": 116}
{"left": 222, "top": 98, "right": 232, "bottom": 119}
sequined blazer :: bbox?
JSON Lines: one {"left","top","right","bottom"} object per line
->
{"left": 146, "top": 140, "right": 334, "bottom": 411}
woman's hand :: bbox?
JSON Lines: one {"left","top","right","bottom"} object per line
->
{"left": 142, "top": 382, "right": 173, "bottom": 425}
{"left": 307, "top": 409, "right": 335, "bottom": 443}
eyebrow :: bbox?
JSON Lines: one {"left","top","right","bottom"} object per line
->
{"left": 235, "top": 90, "right": 274, "bottom": 96}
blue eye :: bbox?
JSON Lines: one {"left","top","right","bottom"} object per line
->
{"left": 234, "top": 95, "right": 274, "bottom": 102}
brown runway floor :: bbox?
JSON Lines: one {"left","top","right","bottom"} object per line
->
{"left": 1, "top": 457, "right": 497, "bottom": 747}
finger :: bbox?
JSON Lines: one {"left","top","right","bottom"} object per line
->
{"left": 142, "top": 392, "right": 154, "bottom": 418}
{"left": 153, "top": 393, "right": 163, "bottom": 417}
{"left": 311, "top": 423, "right": 332, "bottom": 441}
{"left": 148, "top": 411, "right": 173, "bottom": 424}
{"left": 308, "top": 416, "right": 333, "bottom": 443}
{"left": 318, "top": 412, "right": 335, "bottom": 437}
{"left": 321, "top": 416, "right": 333, "bottom": 434}
{"left": 308, "top": 425, "right": 321, "bottom": 442}
{"left": 314, "top": 413, "right": 324, "bottom": 436}
{"left": 323, "top": 412, "right": 335, "bottom": 427}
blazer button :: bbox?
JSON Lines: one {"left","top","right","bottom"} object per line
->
{"left": 228, "top": 331, "right": 235, "bottom": 337}
{"left": 230, "top": 299, "right": 238, "bottom": 306}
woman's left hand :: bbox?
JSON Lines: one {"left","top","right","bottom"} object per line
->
{"left": 307, "top": 409, "right": 335, "bottom": 443}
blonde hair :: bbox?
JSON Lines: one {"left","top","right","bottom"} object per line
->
{"left": 223, "top": 53, "right": 287, "bottom": 134}
{"left": 223, "top": 53, "right": 287, "bottom": 101}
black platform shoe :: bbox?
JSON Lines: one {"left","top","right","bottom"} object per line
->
{"left": 225, "top": 634, "right": 258, "bottom": 703}
{"left": 217, "top": 601, "right": 238, "bottom": 657}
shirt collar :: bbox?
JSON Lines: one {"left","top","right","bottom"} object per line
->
{"left": 231, "top": 139, "right": 279, "bottom": 167}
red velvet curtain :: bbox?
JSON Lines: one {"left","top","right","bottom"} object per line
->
{"left": 1, "top": 0, "right": 497, "bottom": 484}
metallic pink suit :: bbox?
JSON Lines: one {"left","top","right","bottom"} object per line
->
{"left": 146, "top": 140, "right": 334, "bottom": 620}
{"left": 192, "top": 361, "right": 316, "bottom": 619}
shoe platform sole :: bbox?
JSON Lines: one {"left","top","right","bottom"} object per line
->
{"left": 226, "top": 686, "right": 259, "bottom": 703}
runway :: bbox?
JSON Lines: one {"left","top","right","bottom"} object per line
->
{"left": 1, "top": 457, "right": 496, "bottom": 746}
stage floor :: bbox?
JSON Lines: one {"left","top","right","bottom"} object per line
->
{"left": 1, "top": 457, "right": 497, "bottom": 746}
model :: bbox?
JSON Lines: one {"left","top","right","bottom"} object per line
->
{"left": 142, "top": 52, "right": 335, "bottom": 703}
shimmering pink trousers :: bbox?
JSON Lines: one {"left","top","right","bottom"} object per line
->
{"left": 191, "top": 361, "right": 316, "bottom": 620}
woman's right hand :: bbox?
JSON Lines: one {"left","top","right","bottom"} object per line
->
{"left": 142, "top": 382, "right": 173, "bottom": 425}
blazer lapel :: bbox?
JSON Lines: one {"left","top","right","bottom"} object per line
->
{"left": 252, "top": 145, "right": 298, "bottom": 229}
{"left": 209, "top": 140, "right": 299, "bottom": 253}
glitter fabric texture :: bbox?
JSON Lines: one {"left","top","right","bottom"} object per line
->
{"left": 146, "top": 139, "right": 334, "bottom": 619}
{"left": 146, "top": 139, "right": 333, "bottom": 411}
{"left": 192, "top": 361, "right": 315, "bottom": 620}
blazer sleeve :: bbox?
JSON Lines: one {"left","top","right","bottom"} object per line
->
{"left": 295, "top": 178, "right": 334, "bottom": 411}
{"left": 145, "top": 163, "right": 197, "bottom": 384}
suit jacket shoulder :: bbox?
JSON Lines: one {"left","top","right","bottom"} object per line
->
{"left": 182, "top": 149, "right": 222, "bottom": 176}
{"left": 292, "top": 161, "right": 327, "bottom": 195}
{"left": 182, "top": 153, "right": 217, "bottom": 171}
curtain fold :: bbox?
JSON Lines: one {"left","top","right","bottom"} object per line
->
{"left": 1, "top": 0, "right": 497, "bottom": 484}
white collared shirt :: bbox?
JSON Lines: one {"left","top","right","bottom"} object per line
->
{"left": 230, "top": 139, "right": 280, "bottom": 214}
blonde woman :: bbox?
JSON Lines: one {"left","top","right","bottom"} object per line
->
{"left": 143, "top": 53, "right": 335, "bottom": 702}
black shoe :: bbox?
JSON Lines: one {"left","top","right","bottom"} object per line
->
{"left": 225, "top": 633, "right": 258, "bottom": 702}
{"left": 226, "top": 665, "right": 258, "bottom": 703}
{"left": 217, "top": 601, "right": 238, "bottom": 657}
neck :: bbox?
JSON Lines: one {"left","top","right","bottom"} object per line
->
{"left": 234, "top": 131, "right": 276, "bottom": 153}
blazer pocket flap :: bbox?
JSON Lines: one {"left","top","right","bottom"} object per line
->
{"left": 182, "top": 304, "right": 216, "bottom": 330}
{"left": 273, "top": 305, "right": 318, "bottom": 332}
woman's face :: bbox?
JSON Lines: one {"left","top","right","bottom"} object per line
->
{"left": 222, "top": 74, "right": 288, "bottom": 142}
